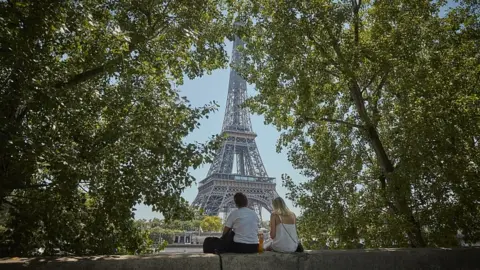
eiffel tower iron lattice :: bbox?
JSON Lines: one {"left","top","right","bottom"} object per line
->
{"left": 192, "top": 34, "right": 278, "bottom": 223}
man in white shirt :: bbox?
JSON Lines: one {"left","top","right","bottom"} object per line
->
{"left": 223, "top": 193, "right": 259, "bottom": 253}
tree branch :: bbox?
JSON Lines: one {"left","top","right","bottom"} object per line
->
{"left": 6, "top": 183, "right": 49, "bottom": 190}
{"left": 52, "top": 0, "right": 178, "bottom": 91}
{"left": 362, "top": 70, "right": 380, "bottom": 94}
{"left": 298, "top": 116, "right": 365, "bottom": 129}
{"left": 319, "top": 118, "right": 365, "bottom": 129}
{"left": 352, "top": 0, "right": 361, "bottom": 45}
{"left": 2, "top": 198, "right": 18, "bottom": 210}
{"left": 78, "top": 184, "right": 89, "bottom": 193}
{"left": 5, "top": 193, "right": 28, "bottom": 199}
{"left": 370, "top": 70, "right": 388, "bottom": 125}
{"left": 306, "top": 31, "right": 341, "bottom": 71}
{"left": 378, "top": 173, "right": 398, "bottom": 214}
{"left": 325, "top": 26, "right": 346, "bottom": 70}
{"left": 53, "top": 61, "right": 117, "bottom": 89}
{"left": 53, "top": 9, "right": 176, "bottom": 90}
{"left": 313, "top": 53, "right": 341, "bottom": 78}
{"left": 374, "top": 71, "right": 389, "bottom": 97}
{"left": 7, "top": 0, "right": 26, "bottom": 26}
{"left": 0, "top": 47, "right": 11, "bottom": 54}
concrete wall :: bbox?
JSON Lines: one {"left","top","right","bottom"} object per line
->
{"left": 1, "top": 248, "right": 479, "bottom": 270}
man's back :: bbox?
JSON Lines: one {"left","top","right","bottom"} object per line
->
{"left": 225, "top": 207, "right": 259, "bottom": 244}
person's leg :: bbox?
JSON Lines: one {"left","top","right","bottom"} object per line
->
{"left": 264, "top": 239, "right": 273, "bottom": 251}
{"left": 246, "top": 243, "right": 259, "bottom": 253}
{"left": 228, "top": 241, "right": 240, "bottom": 253}
{"left": 236, "top": 243, "right": 258, "bottom": 253}
{"left": 228, "top": 242, "right": 259, "bottom": 253}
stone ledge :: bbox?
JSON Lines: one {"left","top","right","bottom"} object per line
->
{"left": 221, "top": 248, "right": 480, "bottom": 270}
{"left": 1, "top": 248, "right": 479, "bottom": 270}
{"left": 0, "top": 253, "right": 220, "bottom": 270}
{"left": 302, "top": 248, "right": 480, "bottom": 270}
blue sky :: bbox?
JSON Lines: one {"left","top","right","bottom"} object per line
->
{"left": 134, "top": 40, "right": 305, "bottom": 221}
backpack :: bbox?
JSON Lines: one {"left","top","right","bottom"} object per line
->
{"left": 203, "top": 229, "right": 235, "bottom": 254}
{"left": 203, "top": 237, "right": 223, "bottom": 254}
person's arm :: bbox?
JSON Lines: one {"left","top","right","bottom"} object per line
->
{"left": 223, "top": 211, "right": 235, "bottom": 235}
{"left": 269, "top": 213, "right": 276, "bottom": 239}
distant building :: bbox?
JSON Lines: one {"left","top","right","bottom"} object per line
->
{"left": 172, "top": 231, "right": 196, "bottom": 244}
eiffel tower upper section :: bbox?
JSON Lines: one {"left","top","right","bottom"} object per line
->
{"left": 221, "top": 34, "right": 253, "bottom": 134}
{"left": 203, "top": 34, "right": 272, "bottom": 180}
{"left": 194, "top": 21, "right": 275, "bottom": 185}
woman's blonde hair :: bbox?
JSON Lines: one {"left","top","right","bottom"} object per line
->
{"left": 272, "top": 197, "right": 293, "bottom": 216}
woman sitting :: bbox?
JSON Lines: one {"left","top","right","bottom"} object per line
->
{"left": 265, "top": 197, "right": 299, "bottom": 252}
{"left": 223, "top": 192, "right": 259, "bottom": 253}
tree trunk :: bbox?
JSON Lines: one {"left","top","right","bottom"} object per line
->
{"left": 342, "top": 0, "right": 426, "bottom": 248}
{"left": 350, "top": 81, "right": 426, "bottom": 247}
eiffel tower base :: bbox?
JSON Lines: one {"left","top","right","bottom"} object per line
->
{"left": 193, "top": 173, "right": 278, "bottom": 223}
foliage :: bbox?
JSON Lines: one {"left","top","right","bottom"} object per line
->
{"left": 0, "top": 206, "right": 7, "bottom": 234}
{"left": 1, "top": 192, "right": 158, "bottom": 256}
{"left": 149, "top": 228, "right": 182, "bottom": 245}
{"left": 135, "top": 217, "right": 203, "bottom": 244}
{"left": 0, "top": 0, "right": 232, "bottom": 256}
{"left": 136, "top": 217, "right": 201, "bottom": 232}
{"left": 200, "top": 216, "right": 223, "bottom": 232}
{"left": 230, "top": 0, "right": 480, "bottom": 248}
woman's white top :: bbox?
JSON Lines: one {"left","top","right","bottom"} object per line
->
{"left": 272, "top": 215, "right": 298, "bottom": 252}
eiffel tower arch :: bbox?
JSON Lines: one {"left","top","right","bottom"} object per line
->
{"left": 192, "top": 29, "right": 278, "bottom": 223}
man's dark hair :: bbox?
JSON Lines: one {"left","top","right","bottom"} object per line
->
{"left": 234, "top": 193, "right": 248, "bottom": 208}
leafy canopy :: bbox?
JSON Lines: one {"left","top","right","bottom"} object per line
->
{"left": 0, "top": 0, "right": 233, "bottom": 256}
{"left": 200, "top": 216, "right": 224, "bottom": 232}
{"left": 230, "top": 0, "right": 479, "bottom": 248}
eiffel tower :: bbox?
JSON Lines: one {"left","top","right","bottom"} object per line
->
{"left": 192, "top": 32, "right": 278, "bottom": 223}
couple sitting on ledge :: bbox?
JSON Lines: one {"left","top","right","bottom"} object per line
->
{"left": 203, "top": 192, "right": 302, "bottom": 254}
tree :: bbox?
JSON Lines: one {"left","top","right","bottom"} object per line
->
{"left": 0, "top": 0, "right": 232, "bottom": 256}
{"left": 230, "top": 0, "right": 480, "bottom": 248}
{"left": 134, "top": 217, "right": 203, "bottom": 245}
{"left": 200, "top": 216, "right": 223, "bottom": 232}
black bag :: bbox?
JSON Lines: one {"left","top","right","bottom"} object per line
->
{"left": 203, "top": 229, "right": 235, "bottom": 254}
{"left": 203, "top": 237, "right": 223, "bottom": 254}
{"left": 296, "top": 242, "right": 304, "bottom": 252}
